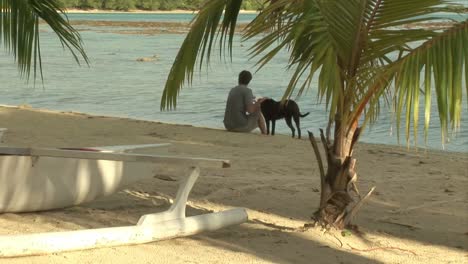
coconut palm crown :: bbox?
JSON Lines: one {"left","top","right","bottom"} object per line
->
{"left": 162, "top": 0, "right": 467, "bottom": 145}
{"left": 161, "top": 0, "right": 467, "bottom": 227}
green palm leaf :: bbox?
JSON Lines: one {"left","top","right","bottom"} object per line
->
{"left": 160, "top": 0, "right": 243, "bottom": 110}
{"left": 0, "top": 0, "right": 88, "bottom": 80}
{"left": 392, "top": 21, "right": 468, "bottom": 146}
{"left": 162, "top": 0, "right": 467, "bottom": 147}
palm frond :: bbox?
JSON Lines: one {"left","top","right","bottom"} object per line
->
{"left": 160, "top": 0, "right": 243, "bottom": 110}
{"left": 346, "top": 1, "right": 466, "bottom": 137}
{"left": 361, "top": 0, "right": 450, "bottom": 66}
{"left": 162, "top": 0, "right": 467, "bottom": 149}
{"left": 387, "top": 21, "right": 467, "bottom": 146}
{"left": 0, "top": 0, "right": 88, "bottom": 80}
{"left": 244, "top": 0, "right": 358, "bottom": 120}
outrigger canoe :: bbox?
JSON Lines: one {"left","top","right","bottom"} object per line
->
{"left": 0, "top": 147, "right": 248, "bottom": 257}
{"left": 0, "top": 146, "right": 229, "bottom": 213}
{"left": 0, "top": 129, "right": 247, "bottom": 257}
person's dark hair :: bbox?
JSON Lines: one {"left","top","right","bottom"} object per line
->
{"left": 238, "top": 70, "right": 252, "bottom": 85}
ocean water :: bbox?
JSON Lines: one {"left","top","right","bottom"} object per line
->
{"left": 64, "top": 12, "right": 258, "bottom": 23}
{"left": 0, "top": 13, "right": 467, "bottom": 152}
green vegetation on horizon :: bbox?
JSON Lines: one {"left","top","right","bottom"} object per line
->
{"left": 57, "top": 0, "right": 264, "bottom": 11}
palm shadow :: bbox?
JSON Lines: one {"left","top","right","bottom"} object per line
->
{"left": 3, "top": 186, "right": 380, "bottom": 264}
{"left": 169, "top": 141, "right": 468, "bottom": 253}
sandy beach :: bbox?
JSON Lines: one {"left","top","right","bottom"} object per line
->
{"left": 0, "top": 105, "right": 467, "bottom": 263}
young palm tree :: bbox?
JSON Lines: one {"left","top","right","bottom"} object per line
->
{"left": 0, "top": 0, "right": 88, "bottom": 80}
{"left": 161, "top": 0, "right": 467, "bottom": 228}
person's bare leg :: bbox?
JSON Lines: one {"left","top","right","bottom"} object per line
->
{"left": 258, "top": 112, "right": 267, "bottom": 135}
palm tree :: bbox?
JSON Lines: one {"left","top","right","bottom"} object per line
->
{"left": 161, "top": 0, "right": 467, "bottom": 228}
{"left": 0, "top": 0, "right": 88, "bottom": 80}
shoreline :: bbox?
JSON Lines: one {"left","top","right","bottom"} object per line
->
{"left": 64, "top": 8, "right": 259, "bottom": 14}
{"left": 1, "top": 104, "right": 466, "bottom": 155}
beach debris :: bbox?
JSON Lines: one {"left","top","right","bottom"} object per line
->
{"left": 154, "top": 174, "right": 176, "bottom": 181}
{"left": 330, "top": 233, "right": 344, "bottom": 248}
{"left": 274, "top": 239, "right": 288, "bottom": 244}
{"left": 378, "top": 219, "right": 420, "bottom": 231}
{"left": 251, "top": 219, "right": 297, "bottom": 232}
{"left": 18, "top": 104, "right": 32, "bottom": 109}
{"left": 347, "top": 224, "right": 364, "bottom": 235}
{"left": 347, "top": 243, "right": 417, "bottom": 256}
{"left": 341, "top": 230, "right": 352, "bottom": 237}
{"left": 342, "top": 186, "right": 376, "bottom": 225}
{"left": 136, "top": 54, "right": 159, "bottom": 62}
{"left": 303, "top": 221, "right": 317, "bottom": 229}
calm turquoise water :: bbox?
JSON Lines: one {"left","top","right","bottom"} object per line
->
{"left": 65, "top": 12, "right": 258, "bottom": 23}
{"left": 0, "top": 13, "right": 467, "bottom": 152}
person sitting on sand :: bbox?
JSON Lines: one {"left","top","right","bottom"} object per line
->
{"left": 223, "top": 70, "right": 267, "bottom": 134}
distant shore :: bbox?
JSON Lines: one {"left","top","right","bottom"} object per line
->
{"left": 65, "top": 8, "right": 259, "bottom": 14}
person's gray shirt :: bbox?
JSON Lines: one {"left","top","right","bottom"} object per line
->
{"left": 223, "top": 85, "right": 255, "bottom": 130}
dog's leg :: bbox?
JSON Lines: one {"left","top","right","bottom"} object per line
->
{"left": 266, "top": 120, "right": 270, "bottom": 135}
{"left": 293, "top": 115, "right": 301, "bottom": 139}
{"left": 285, "top": 116, "right": 295, "bottom": 138}
{"left": 272, "top": 120, "right": 276, "bottom": 136}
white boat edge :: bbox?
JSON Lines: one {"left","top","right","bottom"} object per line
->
{"left": 0, "top": 146, "right": 230, "bottom": 168}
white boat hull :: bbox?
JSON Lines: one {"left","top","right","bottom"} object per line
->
{"left": 0, "top": 165, "right": 247, "bottom": 257}
{"left": 0, "top": 130, "right": 247, "bottom": 257}
{"left": 0, "top": 147, "right": 229, "bottom": 213}
{"left": 0, "top": 155, "right": 161, "bottom": 213}
{"left": 0, "top": 208, "right": 248, "bottom": 257}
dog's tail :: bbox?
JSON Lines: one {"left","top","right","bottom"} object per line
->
{"left": 300, "top": 112, "right": 310, "bottom": 118}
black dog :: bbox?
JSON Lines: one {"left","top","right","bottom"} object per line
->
{"left": 260, "top": 98, "right": 309, "bottom": 139}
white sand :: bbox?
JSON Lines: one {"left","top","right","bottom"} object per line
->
{"left": 0, "top": 105, "right": 467, "bottom": 263}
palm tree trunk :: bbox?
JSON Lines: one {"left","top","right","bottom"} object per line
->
{"left": 309, "top": 121, "right": 375, "bottom": 229}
